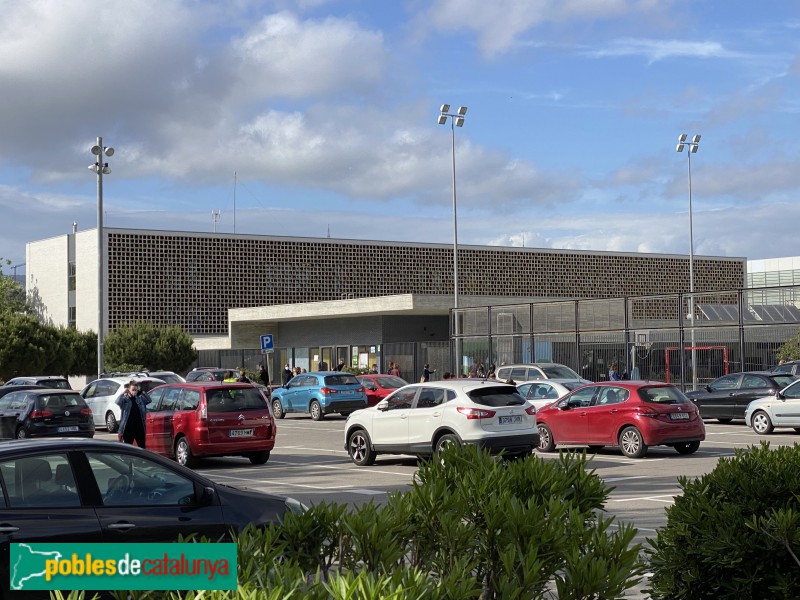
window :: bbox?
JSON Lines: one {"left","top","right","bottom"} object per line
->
{"left": 207, "top": 388, "right": 267, "bottom": 412}
{"left": 741, "top": 375, "right": 767, "bottom": 389}
{"left": 468, "top": 386, "right": 526, "bottom": 407}
{"left": 324, "top": 374, "right": 359, "bottom": 386}
{"left": 561, "top": 386, "right": 596, "bottom": 408}
{"left": 157, "top": 388, "right": 183, "bottom": 411}
{"left": 416, "top": 388, "right": 446, "bottom": 408}
{"left": 181, "top": 389, "right": 200, "bottom": 411}
{"left": 387, "top": 389, "right": 416, "bottom": 410}
{"left": 710, "top": 375, "right": 740, "bottom": 391}
{"left": 638, "top": 386, "right": 686, "bottom": 405}
{"left": 532, "top": 384, "right": 559, "bottom": 400}
{"left": 0, "top": 454, "right": 80, "bottom": 508}
{"left": 86, "top": 451, "right": 196, "bottom": 507}
{"left": 597, "top": 387, "right": 628, "bottom": 405}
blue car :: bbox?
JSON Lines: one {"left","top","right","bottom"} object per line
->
{"left": 270, "top": 371, "right": 368, "bottom": 421}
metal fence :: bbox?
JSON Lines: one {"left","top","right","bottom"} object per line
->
{"left": 452, "top": 285, "right": 800, "bottom": 391}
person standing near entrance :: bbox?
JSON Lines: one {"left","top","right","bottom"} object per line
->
{"left": 258, "top": 364, "right": 269, "bottom": 386}
{"left": 282, "top": 364, "right": 293, "bottom": 386}
{"left": 335, "top": 359, "right": 346, "bottom": 371}
{"left": 389, "top": 362, "right": 401, "bottom": 377}
{"left": 421, "top": 364, "right": 436, "bottom": 382}
{"left": 116, "top": 381, "right": 151, "bottom": 449}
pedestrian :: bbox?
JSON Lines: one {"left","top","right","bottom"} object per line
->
{"left": 223, "top": 370, "right": 237, "bottom": 382}
{"left": 282, "top": 364, "right": 293, "bottom": 386}
{"left": 236, "top": 367, "right": 251, "bottom": 383}
{"left": 421, "top": 363, "right": 436, "bottom": 382}
{"left": 468, "top": 361, "right": 478, "bottom": 378}
{"left": 389, "top": 362, "right": 401, "bottom": 377}
{"left": 294, "top": 366, "right": 302, "bottom": 377}
{"left": 318, "top": 360, "right": 329, "bottom": 371}
{"left": 608, "top": 363, "right": 622, "bottom": 381}
{"left": 476, "top": 361, "right": 486, "bottom": 378}
{"left": 116, "top": 380, "right": 151, "bottom": 449}
{"left": 336, "top": 359, "right": 346, "bottom": 371}
{"left": 258, "top": 364, "right": 269, "bottom": 386}
{"left": 370, "top": 364, "right": 379, "bottom": 374}
{"left": 442, "top": 372, "right": 452, "bottom": 380}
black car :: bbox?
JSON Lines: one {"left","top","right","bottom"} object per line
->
{"left": 772, "top": 360, "right": 800, "bottom": 377}
{"left": 0, "top": 438, "right": 302, "bottom": 597}
{"left": 0, "top": 389, "right": 95, "bottom": 439}
{"left": 684, "top": 371, "right": 798, "bottom": 422}
{"left": 185, "top": 368, "right": 232, "bottom": 382}
{"left": 2, "top": 376, "right": 71, "bottom": 390}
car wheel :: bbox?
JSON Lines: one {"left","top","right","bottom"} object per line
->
{"left": 717, "top": 418, "right": 733, "bottom": 424}
{"left": 673, "top": 441, "right": 701, "bottom": 455}
{"left": 15, "top": 427, "right": 28, "bottom": 439}
{"left": 105, "top": 411, "right": 119, "bottom": 433}
{"left": 537, "top": 423, "right": 555, "bottom": 452}
{"left": 175, "top": 437, "right": 197, "bottom": 468}
{"left": 272, "top": 399, "right": 285, "bottom": 419}
{"left": 347, "top": 429, "right": 376, "bottom": 466}
{"left": 619, "top": 426, "right": 648, "bottom": 458}
{"left": 435, "top": 433, "right": 460, "bottom": 455}
{"left": 248, "top": 451, "right": 270, "bottom": 465}
{"left": 310, "top": 400, "right": 324, "bottom": 421}
{"left": 751, "top": 410, "right": 774, "bottom": 435}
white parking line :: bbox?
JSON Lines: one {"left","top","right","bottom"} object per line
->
{"left": 277, "top": 445, "right": 349, "bottom": 454}
{"left": 609, "top": 494, "right": 675, "bottom": 504}
{"left": 602, "top": 476, "right": 649, "bottom": 483}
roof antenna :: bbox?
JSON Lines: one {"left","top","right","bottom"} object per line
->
{"left": 233, "top": 171, "right": 237, "bottom": 233}
{"left": 327, "top": 225, "right": 331, "bottom": 238}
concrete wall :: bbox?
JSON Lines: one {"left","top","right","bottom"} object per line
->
{"left": 26, "top": 235, "right": 69, "bottom": 325}
{"left": 75, "top": 231, "right": 100, "bottom": 334}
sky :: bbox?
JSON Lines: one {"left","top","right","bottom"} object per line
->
{"left": 2, "top": 0, "right": 800, "bottom": 273}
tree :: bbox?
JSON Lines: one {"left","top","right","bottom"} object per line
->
{"left": 777, "top": 328, "right": 800, "bottom": 363}
{"left": 0, "top": 259, "right": 29, "bottom": 315}
{"left": 104, "top": 321, "right": 197, "bottom": 373}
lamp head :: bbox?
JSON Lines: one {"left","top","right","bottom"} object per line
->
{"left": 691, "top": 134, "right": 701, "bottom": 144}
{"left": 455, "top": 116, "right": 465, "bottom": 127}
{"left": 91, "top": 145, "right": 102, "bottom": 156}
{"left": 457, "top": 106, "right": 468, "bottom": 116}
{"left": 440, "top": 103, "right": 450, "bottom": 114}
{"left": 437, "top": 115, "right": 447, "bottom": 125}
{"left": 104, "top": 147, "right": 114, "bottom": 157}
{"left": 690, "top": 145, "right": 699, "bottom": 153}
{"left": 676, "top": 143, "right": 685, "bottom": 152}
{"left": 677, "top": 134, "right": 687, "bottom": 143}
{"left": 102, "top": 165, "right": 111, "bottom": 175}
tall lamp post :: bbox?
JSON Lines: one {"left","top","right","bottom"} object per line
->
{"left": 89, "top": 138, "right": 114, "bottom": 378}
{"left": 676, "top": 133, "right": 700, "bottom": 390}
{"left": 438, "top": 104, "right": 467, "bottom": 375}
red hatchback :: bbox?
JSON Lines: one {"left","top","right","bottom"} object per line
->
{"left": 535, "top": 381, "right": 705, "bottom": 458}
{"left": 356, "top": 374, "right": 408, "bottom": 406}
{"left": 145, "top": 383, "right": 276, "bottom": 467}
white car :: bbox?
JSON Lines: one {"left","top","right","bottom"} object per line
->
{"left": 516, "top": 379, "right": 587, "bottom": 410}
{"left": 495, "top": 363, "right": 591, "bottom": 384}
{"left": 343, "top": 381, "right": 539, "bottom": 466}
{"left": 80, "top": 376, "right": 165, "bottom": 432}
{"left": 745, "top": 379, "right": 800, "bottom": 434}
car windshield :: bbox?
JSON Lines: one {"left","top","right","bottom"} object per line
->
{"left": 36, "top": 393, "right": 86, "bottom": 409}
{"left": 771, "top": 375, "right": 797, "bottom": 388}
{"left": 138, "top": 380, "right": 163, "bottom": 393}
{"left": 563, "top": 381, "right": 584, "bottom": 390}
{"left": 206, "top": 388, "right": 268, "bottom": 412}
{"left": 638, "top": 386, "right": 687, "bottom": 405}
{"left": 374, "top": 376, "right": 406, "bottom": 389}
{"left": 540, "top": 365, "right": 582, "bottom": 379}
{"left": 324, "top": 375, "right": 359, "bottom": 386}
{"left": 153, "top": 374, "right": 182, "bottom": 384}
{"left": 467, "top": 386, "right": 526, "bottom": 407}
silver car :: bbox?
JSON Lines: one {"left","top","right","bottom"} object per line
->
{"left": 744, "top": 378, "right": 800, "bottom": 434}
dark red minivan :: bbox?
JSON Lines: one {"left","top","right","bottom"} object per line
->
{"left": 144, "top": 382, "right": 276, "bottom": 467}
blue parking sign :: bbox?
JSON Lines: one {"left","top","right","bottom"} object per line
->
{"left": 260, "top": 334, "right": 274, "bottom": 352}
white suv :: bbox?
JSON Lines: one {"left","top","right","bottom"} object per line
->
{"left": 344, "top": 381, "right": 538, "bottom": 466}
{"left": 79, "top": 376, "right": 165, "bottom": 432}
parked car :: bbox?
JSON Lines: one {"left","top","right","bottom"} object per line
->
{"left": 0, "top": 438, "right": 303, "bottom": 595}
{"left": 271, "top": 371, "right": 367, "bottom": 420}
{"left": 684, "top": 371, "right": 798, "bottom": 422}
{"left": 771, "top": 360, "right": 800, "bottom": 377}
{"left": 495, "top": 363, "right": 590, "bottom": 384}
{"left": 103, "top": 370, "right": 186, "bottom": 384}
{"left": 80, "top": 376, "right": 166, "bottom": 432}
{"left": 745, "top": 378, "right": 800, "bottom": 434}
{"left": 0, "top": 388, "right": 94, "bottom": 439}
{"left": 1, "top": 375, "right": 71, "bottom": 389}
{"left": 344, "top": 381, "right": 538, "bottom": 466}
{"left": 535, "top": 381, "right": 705, "bottom": 458}
{"left": 516, "top": 379, "right": 586, "bottom": 410}
{"left": 145, "top": 382, "right": 276, "bottom": 467}
{"left": 0, "top": 385, "right": 47, "bottom": 400}
{"left": 185, "top": 367, "right": 233, "bottom": 382}
{"left": 356, "top": 374, "right": 408, "bottom": 406}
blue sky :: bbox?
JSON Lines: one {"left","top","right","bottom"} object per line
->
{"left": 2, "top": 0, "right": 800, "bottom": 271}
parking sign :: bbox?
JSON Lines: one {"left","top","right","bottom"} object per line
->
{"left": 260, "top": 334, "right": 274, "bottom": 352}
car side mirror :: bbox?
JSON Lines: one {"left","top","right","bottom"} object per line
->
{"left": 376, "top": 400, "right": 389, "bottom": 411}
{"left": 777, "top": 390, "right": 785, "bottom": 400}
{"left": 200, "top": 486, "right": 216, "bottom": 506}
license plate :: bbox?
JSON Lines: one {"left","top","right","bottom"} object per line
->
{"left": 499, "top": 416, "right": 522, "bottom": 425}
{"left": 670, "top": 412, "right": 690, "bottom": 420}
{"left": 229, "top": 429, "right": 253, "bottom": 438}
{"left": 57, "top": 426, "right": 79, "bottom": 433}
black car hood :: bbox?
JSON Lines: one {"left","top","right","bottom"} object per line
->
{"left": 215, "top": 484, "right": 289, "bottom": 531}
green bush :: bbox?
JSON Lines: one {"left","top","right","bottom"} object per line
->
{"left": 647, "top": 442, "right": 800, "bottom": 599}
{"left": 72, "top": 446, "right": 645, "bottom": 600}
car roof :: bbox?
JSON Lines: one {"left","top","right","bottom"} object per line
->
{"left": 153, "top": 382, "right": 258, "bottom": 389}
{"left": 400, "top": 381, "right": 517, "bottom": 392}
{"left": 93, "top": 376, "right": 166, "bottom": 384}
{"left": 517, "top": 378, "right": 585, "bottom": 385}
{"left": 9, "top": 388, "right": 81, "bottom": 396}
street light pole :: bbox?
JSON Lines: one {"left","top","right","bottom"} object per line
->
{"left": 676, "top": 134, "right": 700, "bottom": 390}
{"left": 89, "top": 138, "right": 114, "bottom": 378}
{"left": 438, "top": 104, "right": 467, "bottom": 375}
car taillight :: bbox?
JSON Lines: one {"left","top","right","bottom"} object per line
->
{"left": 30, "top": 410, "right": 53, "bottom": 419}
{"left": 320, "top": 387, "right": 338, "bottom": 395}
{"left": 457, "top": 407, "right": 496, "bottom": 420}
{"left": 525, "top": 405, "right": 537, "bottom": 416}
{"left": 638, "top": 406, "right": 659, "bottom": 418}
{"left": 80, "top": 408, "right": 92, "bottom": 415}
{"left": 200, "top": 402, "right": 207, "bottom": 420}
{"left": 356, "top": 387, "right": 364, "bottom": 393}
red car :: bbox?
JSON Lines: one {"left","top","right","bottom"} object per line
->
{"left": 144, "top": 382, "right": 276, "bottom": 467}
{"left": 535, "top": 381, "right": 705, "bottom": 458}
{"left": 356, "top": 374, "right": 408, "bottom": 406}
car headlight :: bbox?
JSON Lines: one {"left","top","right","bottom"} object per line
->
{"left": 284, "top": 496, "right": 307, "bottom": 514}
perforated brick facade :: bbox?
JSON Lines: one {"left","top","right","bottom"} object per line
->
{"left": 99, "top": 228, "right": 745, "bottom": 335}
